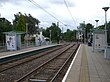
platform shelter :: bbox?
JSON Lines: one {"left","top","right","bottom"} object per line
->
{"left": 3, "top": 31, "right": 25, "bottom": 50}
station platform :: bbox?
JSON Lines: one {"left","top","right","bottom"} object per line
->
{"left": 62, "top": 44, "right": 110, "bottom": 82}
{"left": 0, "top": 44, "right": 59, "bottom": 59}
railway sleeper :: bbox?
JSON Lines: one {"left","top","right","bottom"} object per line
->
{"left": 29, "top": 78, "right": 46, "bottom": 82}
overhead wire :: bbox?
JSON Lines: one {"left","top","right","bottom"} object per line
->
{"left": 27, "top": 0, "right": 66, "bottom": 25}
{"left": 63, "top": 0, "right": 77, "bottom": 26}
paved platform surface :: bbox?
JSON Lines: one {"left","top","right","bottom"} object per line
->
{"left": 0, "top": 44, "right": 58, "bottom": 59}
{"left": 62, "top": 44, "right": 110, "bottom": 82}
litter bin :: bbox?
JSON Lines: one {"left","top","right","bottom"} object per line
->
{"left": 88, "top": 38, "right": 92, "bottom": 46}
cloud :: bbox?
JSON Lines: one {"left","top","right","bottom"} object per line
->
{"left": 48, "top": 0, "right": 75, "bottom": 7}
{"left": 0, "top": 0, "right": 7, "bottom": 6}
{"left": 25, "top": 0, "right": 50, "bottom": 10}
{"left": 0, "top": 0, "right": 8, "bottom": 3}
{"left": 64, "top": 0, "right": 76, "bottom": 7}
{"left": 1, "top": 0, "right": 110, "bottom": 31}
{"left": 48, "top": 0, "right": 65, "bottom": 5}
{"left": 0, "top": 0, "right": 25, "bottom": 6}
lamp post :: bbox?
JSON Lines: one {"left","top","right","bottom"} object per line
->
{"left": 102, "top": 7, "right": 109, "bottom": 58}
{"left": 95, "top": 20, "right": 99, "bottom": 28}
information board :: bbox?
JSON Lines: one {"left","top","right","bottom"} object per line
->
{"left": 94, "top": 33, "right": 105, "bottom": 50}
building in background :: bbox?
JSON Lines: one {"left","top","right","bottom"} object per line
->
{"left": 76, "top": 26, "right": 84, "bottom": 42}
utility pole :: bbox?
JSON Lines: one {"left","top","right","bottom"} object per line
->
{"left": 26, "top": 23, "right": 28, "bottom": 47}
{"left": 57, "top": 22, "right": 60, "bottom": 44}
{"left": 83, "top": 21, "right": 86, "bottom": 43}
{"left": 49, "top": 30, "right": 51, "bottom": 44}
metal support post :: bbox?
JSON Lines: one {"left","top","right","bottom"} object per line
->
{"left": 26, "top": 23, "right": 28, "bottom": 47}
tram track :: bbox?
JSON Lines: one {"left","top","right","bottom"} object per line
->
{"left": 0, "top": 44, "right": 69, "bottom": 72}
{"left": 0, "top": 43, "right": 79, "bottom": 82}
{"left": 16, "top": 44, "right": 79, "bottom": 82}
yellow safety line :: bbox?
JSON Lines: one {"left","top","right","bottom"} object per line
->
{"left": 79, "top": 45, "right": 90, "bottom": 82}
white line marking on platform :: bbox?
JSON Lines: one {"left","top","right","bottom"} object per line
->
{"left": 62, "top": 44, "right": 81, "bottom": 82}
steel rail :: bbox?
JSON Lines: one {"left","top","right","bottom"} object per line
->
{"left": 50, "top": 44, "right": 79, "bottom": 82}
{"left": 0, "top": 45, "right": 67, "bottom": 73}
{"left": 0, "top": 45, "right": 62, "bottom": 65}
{"left": 15, "top": 44, "right": 75, "bottom": 82}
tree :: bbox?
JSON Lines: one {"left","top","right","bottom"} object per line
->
{"left": 95, "top": 25, "right": 104, "bottom": 30}
{"left": 78, "top": 23, "right": 85, "bottom": 31}
{"left": 13, "top": 12, "right": 40, "bottom": 34}
{"left": 24, "top": 14, "right": 40, "bottom": 34}
{"left": 77, "top": 22, "right": 94, "bottom": 42}
{"left": 95, "top": 21, "right": 110, "bottom": 43}
{"left": 42, "top": 23, "right": 61, "bottom": 43}
{"left": 77, "top": 23, "right": 86, "bottom": 42}
{"left": 0, "top": 18, "right": 12, "bottom": 42}
{"left": 73, "top": 30, "right": 77, "bottom": 41}
{"left": 63, "top": 29, "right": 76, "bottom": 42}
{"left": 43, "top": 23, "right": 78, "bottom": 42}
{"left": 0, "top": 18, "right": 12, "bottom": 32}
{"left": 15, "top": 12, "right": 25, "bottom": 32}
{"left": 50, "top": 23, "right": 61, "bottom": 43}
{"left": 85, "top": 23, "right": 94, "bottom": 39}
{"left": 42, "top": 27, "right": 50, "bottom": 38}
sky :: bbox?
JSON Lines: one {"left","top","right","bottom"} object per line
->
{"left": 0, "top": 0, "right": 110, "bottom": 31}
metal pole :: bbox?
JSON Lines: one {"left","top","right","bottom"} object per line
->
{"left": 50, "top": 30, "right": 51, "bottom": 44}
{"left": 57, "top": 22, "right": 59, "bottom": 44}
{"left": 105, "top": 11, "right": 107, "bottom": 49}
{"left": 83, "top": 21, "right": 86, "bottom": 43}
{"left": 102, "top": 7, "right": 109, "bottom": 50}
{"left": 102, "top": 7, "right": 109, "bottom": 58}
{"left": 26, "top": 23, "right": 28, "bottom": 47}
{"left": 93, "top": 20, "right": 99, "bottom": 52}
